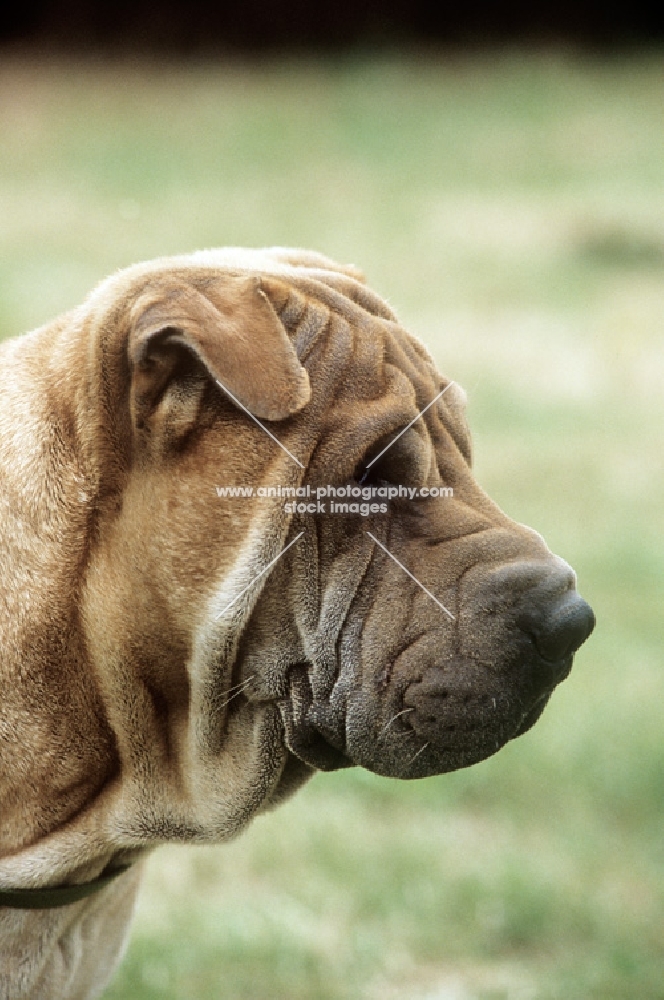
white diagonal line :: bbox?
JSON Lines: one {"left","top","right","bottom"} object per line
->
{"left": 379, "top": 707, "right": 414, "bottom": 738}
{"left": 406, "top": 742, "right": 430, "bottom": 770}
{"left": 219, "top": 675, "right": 256, "bottom": 710}
{"left": 364, "top": 381, "right": 456, "bottom": 471}
{"left": 365, "top": 531, "right": 455, "bottom": 621}
{"left": 215, "top": 531, "right": 304, "bottom": 620}
{"left": 214, "top": 378, "right": 304, "bottom": 469}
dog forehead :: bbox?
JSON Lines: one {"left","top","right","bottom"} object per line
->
{"left": 85, "top": 247, "right": 363, "bottom": 310}
{"left": 80, "top": 248, "right": 454, "bottom": 427}
{"left": 80, "top": 248, "right": 404, "bottom": 385}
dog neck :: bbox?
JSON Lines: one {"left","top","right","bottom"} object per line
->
{"left": 0, "top": 863, "right": 132, "bottom": 910}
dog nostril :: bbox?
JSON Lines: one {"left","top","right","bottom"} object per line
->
{"left": 531, "top": 594, "right": 595, "bottom": 663}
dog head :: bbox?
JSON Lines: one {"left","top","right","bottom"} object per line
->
{"left": 78, "top": 247, "right": 594, "bottom": 802}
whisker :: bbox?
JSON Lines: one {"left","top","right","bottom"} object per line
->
{"left": 379, "top": 707, "right": 415, "bottom": 739}
{"left": 406, "top": 742, "right": 430, "bottom": 770}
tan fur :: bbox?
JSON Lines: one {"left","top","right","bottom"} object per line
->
{"left": 0, "top": 248, "right": 591, "bottom": 998}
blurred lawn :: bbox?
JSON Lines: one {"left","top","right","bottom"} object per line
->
{"left": 1, "top": 48, "right": 663, "bottom": 999}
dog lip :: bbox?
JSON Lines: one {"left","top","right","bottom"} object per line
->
{"left": 382, "top": 694, "right": 546, "bottom": 776}
{"left": 277, "top": 664, "right": 352, "bottom": 772}
{"left": 529, "top": 649, "right": 575, "bottom": 689}
{"left": 511, "top": 692, "right": 551, "bottom": 738}
{"left": 397, "top": 650, "right": 566, "bottom": 755}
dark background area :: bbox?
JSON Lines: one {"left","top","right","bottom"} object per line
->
{"left": 1, "top": 1, "right": 662, "bottom": 51}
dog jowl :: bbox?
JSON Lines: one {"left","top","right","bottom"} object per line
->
{"left": 0, "top": 248, "right": 594, "bottom": 1000}
{"left": 224, "top": 261, "right": 596, "bottom": 782}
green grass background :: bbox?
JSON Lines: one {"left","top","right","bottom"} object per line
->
{"left": 1, "top": 48, "right": 662, "bottom": 999}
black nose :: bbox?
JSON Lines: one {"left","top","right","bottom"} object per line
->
{"left": 529, "top": 593, "right": 595, "bottom": 663}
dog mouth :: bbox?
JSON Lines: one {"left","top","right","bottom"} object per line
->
{"left": 276, "top": 650, "right": 566, "bottom": 779}
{"left": 511, "top": 690, "right": 552, "bottom": 737}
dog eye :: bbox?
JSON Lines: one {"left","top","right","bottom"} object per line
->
{"left": 356, "top": 450, "right": 394, "bottom": 486}
{"left": 355, "top": 427, "right": 431, "bottom": 488}
{"left": 354, "top": 436, "right": 399, "bottom": 486}
{"left": 357, "top": 464, "right": 384, "bottom": 486}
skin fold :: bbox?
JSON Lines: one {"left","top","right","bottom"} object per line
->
{"left": 0, "top": 248, "right": 594, "bottom": 999}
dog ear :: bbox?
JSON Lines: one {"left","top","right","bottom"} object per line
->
{"left": 128, "top": 275, "right": 311, "bottom": 432}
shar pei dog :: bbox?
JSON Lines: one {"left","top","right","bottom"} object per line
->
{"left": 0, "top": 248, "right": 594, "bottom": 998}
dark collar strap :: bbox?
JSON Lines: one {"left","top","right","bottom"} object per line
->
{"left": 0, "top": 864, "right": 132, "bottom": 910}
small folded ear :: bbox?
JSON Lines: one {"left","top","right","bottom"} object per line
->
{"left": 128, "top": 274, "right": 310, "bottom": 432}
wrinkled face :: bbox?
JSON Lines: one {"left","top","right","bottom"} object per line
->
{"left": 230, "top": 288, "right": 596, "bottom": 780}
{"left": 91, "top": 257, "right": 594, "bottom": 793}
